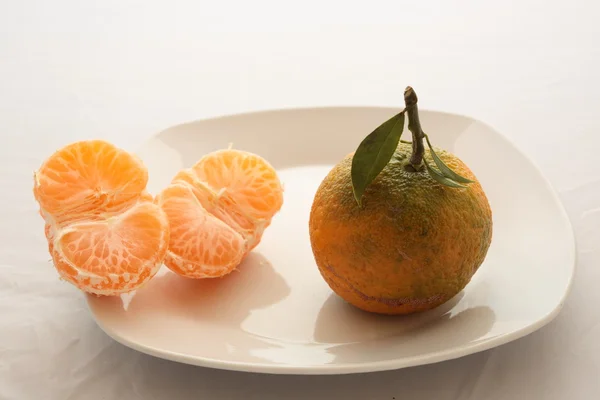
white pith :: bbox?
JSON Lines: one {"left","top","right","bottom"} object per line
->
{"left": 45, "top": 199, "right": 169, "bottom": 295}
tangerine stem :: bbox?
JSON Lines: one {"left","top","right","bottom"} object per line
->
{"left": 404, "top": 86, "right": 425, "bottom": 169}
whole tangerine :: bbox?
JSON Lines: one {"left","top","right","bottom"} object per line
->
{"left": 309, "top": 87, "right": 493, "bottom": 315}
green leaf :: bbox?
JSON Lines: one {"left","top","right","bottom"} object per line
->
{"left": 351, "top": 112, "right": 405, "bottom": 206}
{"left": 424, "top": 158, "right": 467, "bottom": 188}
{"left": 424, "top": 134, "right": 474, "bottom": 184}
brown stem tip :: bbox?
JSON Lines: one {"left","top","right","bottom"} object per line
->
{"left": 404, "top": 86, "right": 418, "bottom": 108}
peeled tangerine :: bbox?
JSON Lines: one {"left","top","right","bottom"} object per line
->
{"left": 34, "top": 140, "right": 169, "bottom": 295}
{"left": 155, "top": 149, "right": 284, "bottom": 279}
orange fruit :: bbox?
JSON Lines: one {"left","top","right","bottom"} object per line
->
{"left": 34, "top": 140, "right": 169, "bottom": 295}
{"left": 34, "top": 140, "right": 149, "bottom": 224}
{"left": 309, "top": 142, "right": 493, "bottom": 315}
{"left": 156, "top": 149, "right": 283, "bottom": 279}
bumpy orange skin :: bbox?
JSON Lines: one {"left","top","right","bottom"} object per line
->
{"left": 309, "top": 143, "right": 493, "bottom": 315}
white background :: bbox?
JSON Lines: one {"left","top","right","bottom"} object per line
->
{"left": 1, "top": 1, "right": 599, "bottom": 399}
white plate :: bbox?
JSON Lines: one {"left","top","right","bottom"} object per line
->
{"left": 87, "top": 107, "right": 576, "bottom": 375}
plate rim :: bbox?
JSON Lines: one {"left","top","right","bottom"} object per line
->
{"left": 87, "top": 105, "right": 577, "bottom": 375}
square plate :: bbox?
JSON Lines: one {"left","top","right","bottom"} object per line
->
{"left": 87, "top": 107, "right": 575, "bottom": 374}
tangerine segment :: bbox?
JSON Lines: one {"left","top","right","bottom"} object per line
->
{"left": 171, "top": 169, "right": 268, "bottom": 252}
{"left": 51, "top": 201, "right": 169, "bottom": 295}
{"left": 34, "top": 140, "right": 148, "bottom": 221}
{"left": 189, "top": 149, "right": 284, "bottom": 221}
{"left": 156, "top": 183, "right": 245, "bottom": 279}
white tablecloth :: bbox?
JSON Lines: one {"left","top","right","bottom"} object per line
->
{"left": 1, "top": 1, "right": 599, "bottom": 398}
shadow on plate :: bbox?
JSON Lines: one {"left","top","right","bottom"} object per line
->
{"left": 312, "top": 286, "right": 496, "bottom": 364}
{"left": 123, "top": 252, "right": 292, "bottom": 324}
{"left": 313, "top": 292, "right": 465, "bottom": 344}
{"left": 88, "top": 253, "right": 293, "bottom": 364}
